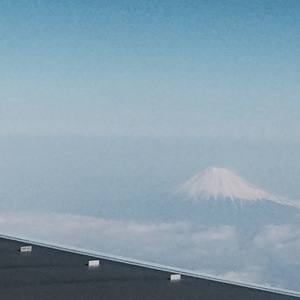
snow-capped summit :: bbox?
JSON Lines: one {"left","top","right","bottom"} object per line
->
{"left": 176, "top": 167, "right": 298, "bottom": 207}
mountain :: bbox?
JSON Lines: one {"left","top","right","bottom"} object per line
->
{"left": 176, "top": 167, "right": 299, "bottom": 208}
{"left": 169, "top": 167, "right": 300, "bottom": 228}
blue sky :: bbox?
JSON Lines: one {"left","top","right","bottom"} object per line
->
{"left": 0, "top": 0, "right": 299, "bottom": 139}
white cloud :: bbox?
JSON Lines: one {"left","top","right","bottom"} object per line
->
{"left": 0, "top": 211, "right": 237, "bottom": 268}
{"left": 253, "top": 224, "right": 300, "bottom": 266}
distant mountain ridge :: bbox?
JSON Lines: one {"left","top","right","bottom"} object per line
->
{"left": 176, "top": 167, "right": 299, "bottom": 208}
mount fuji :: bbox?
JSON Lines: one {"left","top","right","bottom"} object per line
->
{"left": 169, "top": 167, "right": 300, "bottom": 228}
{"left": 176, "top": 167, "right": 299, "bottom": 208}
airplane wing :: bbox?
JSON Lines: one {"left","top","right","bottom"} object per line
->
{"left": 1, "top": 234, "right": 299, "bottom": 300}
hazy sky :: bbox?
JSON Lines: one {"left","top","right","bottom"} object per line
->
{"left": 0, "top": 0, "right": 299, "bottom": 139}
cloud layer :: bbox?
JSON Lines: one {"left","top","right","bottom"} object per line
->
{"left": 1, "top": 211, "right": 299, "bottom": 292}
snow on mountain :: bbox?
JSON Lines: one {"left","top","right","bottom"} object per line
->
{"left": 176, "top": 167, "right": 299, "bottom": 208}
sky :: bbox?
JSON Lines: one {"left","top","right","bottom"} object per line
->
{"left": 0, "top": 0, "right": 300, "bottom": 292}
{"left": 0, "top": 0, "right": 299, "bottom": 139}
